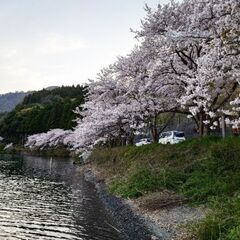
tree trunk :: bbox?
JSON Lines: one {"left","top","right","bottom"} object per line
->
{"left": 203, "top": 124, "right": 209, "bottom": 136}
{"left": 198, "top": 112, "right": 209, "bottom": 137}
{"left": 151, "top": 126, "right": 159, "bottom": 143}
{"left": 198, "top": 113, "right": 204, "bottom": 137}
{"left": 150, "top": 116, "right": 159, "bottom": 143}
{"left": 121, "top": 137, "right": 127, "bottom": 146}
{"left": 127, "top": 133, "right": 134, "bottom": 145}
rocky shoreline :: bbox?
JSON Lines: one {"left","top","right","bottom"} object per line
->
{"left": 84, "top": 168, "right": 160, "bottom": 240}
{"left": 83, "top": 167, "right": 207, "bottom": 240}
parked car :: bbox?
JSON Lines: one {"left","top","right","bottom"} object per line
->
{"left": 79, "top": 150, "right": 92, "bottom": 163}
{"left": 135, "top": 138, "right": 152, "bottom": 147}
{"left": 158, "top": 131, "right": 185, "bottom": 144}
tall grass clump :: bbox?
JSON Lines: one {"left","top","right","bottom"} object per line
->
{"left": 193, "top": 195, "right": 240, "bottom": 240}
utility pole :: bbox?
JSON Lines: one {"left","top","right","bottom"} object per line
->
{"left": 221, "top": 113, "right": 226, "bottom": 138}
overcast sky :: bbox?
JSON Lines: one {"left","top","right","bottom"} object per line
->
{"left": 0, "top": 0, "right": 172, "bottom": 94}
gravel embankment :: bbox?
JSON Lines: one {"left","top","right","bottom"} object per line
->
{"left": 131, "top": 199, "right": 207, "bottom": 240}
{"left": 83, "top": 168, "right": 207, "bottom": 240}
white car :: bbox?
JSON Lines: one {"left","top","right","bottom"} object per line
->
{"left": 79, "top": 150, "right": 92, "bottom": 162}
{"left": 158, "top": 131, "right": 185, "bottom": 144}
{"left": 135, "top": 138, "right": 151, "bottom": 147}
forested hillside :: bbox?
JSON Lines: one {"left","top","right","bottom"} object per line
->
{"left": 0, "top": 92, "right": 30, "bottom": 113}
{"left": 0, "top": 85, "right": 86, "bottom": 143}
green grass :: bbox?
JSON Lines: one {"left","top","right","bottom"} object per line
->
{"left": 89, "top": 136, "right": 240, "bottom": 240}
{"left": 193, "top": 196, "right": 240, "bottom": 240}
{"left": 109, "top": 167, "right": 186, "bottom": 198}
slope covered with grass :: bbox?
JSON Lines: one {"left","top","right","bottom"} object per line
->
{"left": 89, "top": 137, "right": 240, "bottom": 240}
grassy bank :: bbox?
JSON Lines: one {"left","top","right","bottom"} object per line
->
{"left": 89, "top": 136, "right": 240, "bottom": 240}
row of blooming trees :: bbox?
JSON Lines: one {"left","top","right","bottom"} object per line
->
{"left": 25, "top": 129, "right": 74, "bottom": 149}
{"left": 26, "top": 0, "right": 240, "bottom": 151}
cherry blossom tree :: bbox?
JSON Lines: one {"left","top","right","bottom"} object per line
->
{"left": 25, "top": 129, "right": 74, "bottom": 149}
{"left": 114, "top": 46, "right": 179, "bottom": 141}
{"left": 136, "top": 0, "right": 240, "bottom": 135}
{"left": 25, "top": 0, "right": 240, "bottom": 152}
{"left": 72, "top": 66, "right": 135, "bottom": 150}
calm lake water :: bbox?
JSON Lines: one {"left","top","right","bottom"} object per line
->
{"left": 0, "top": 154, "right": 122, "bottom": 240}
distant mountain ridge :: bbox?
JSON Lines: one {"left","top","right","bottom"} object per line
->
{"left": 0, "top": 85, "right": 86, "bottom": 143}
{"left": 0, "top": 91, "right": 30, "bottom": 113}
{"left": 0, "top": 86, "right": 60, "bottom": 113}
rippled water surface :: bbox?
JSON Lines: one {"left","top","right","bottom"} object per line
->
{"left": 0, "top": 155, "right": 122, "bottom": 240}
